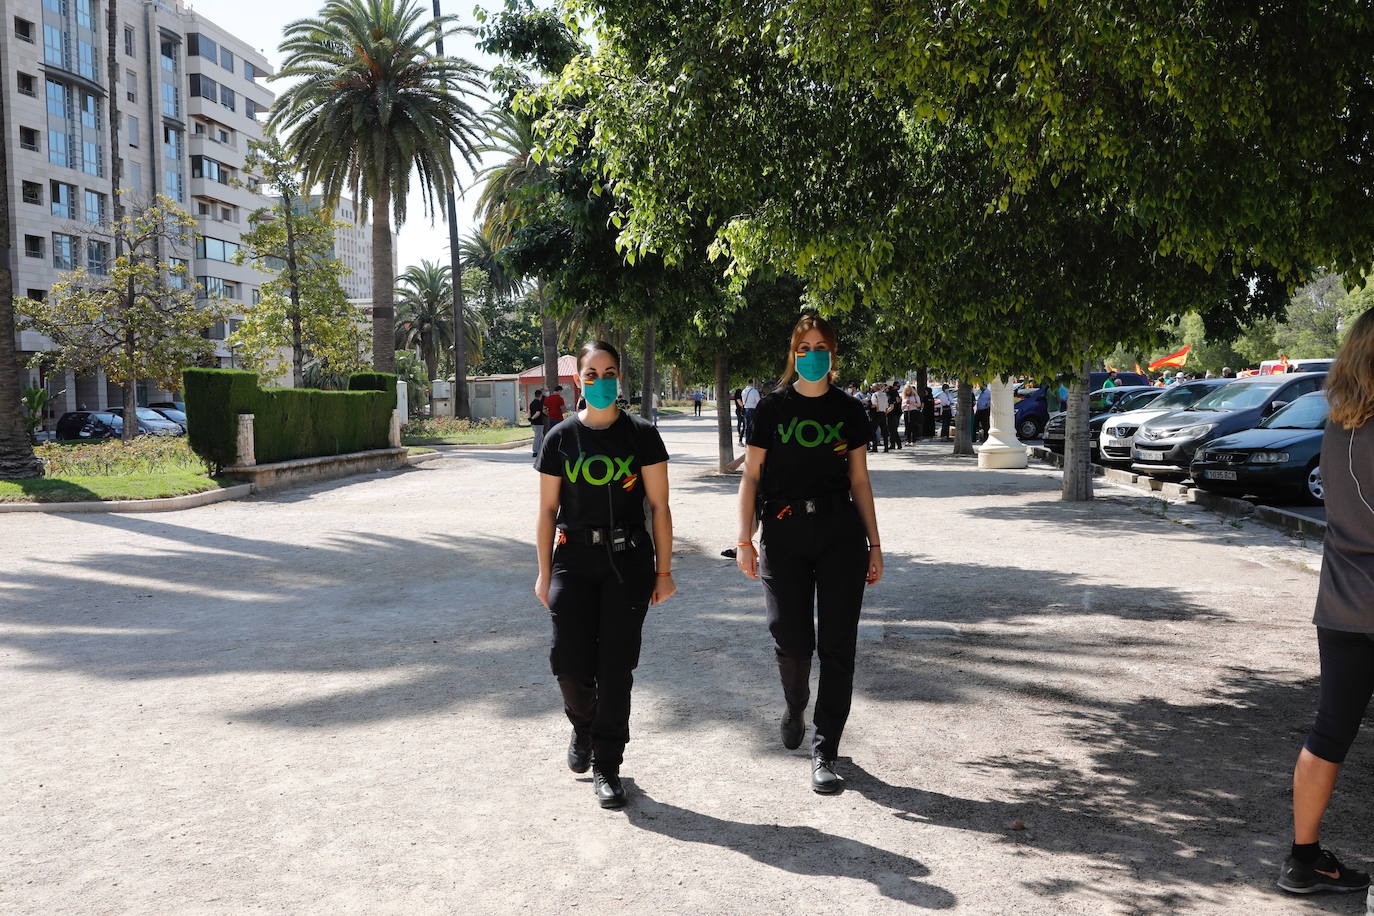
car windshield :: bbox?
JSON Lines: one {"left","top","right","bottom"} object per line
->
{"left": 158, "top": 409, "right": 187, "bottom": 422}
{"left": 1260, "top": 396, "right": 1328, "bottom": 429}
{"left": 1117, "top": 390, "right": 1162, "bottom": 411}
{"left": 1190, "top": 380, "right": 1283, "bottom": 411}
{"left": 1143, "top": 382, "right": 1216, "bottom": 410}
{"left": 135, "top": 408, "right": 167, "bottom": 421}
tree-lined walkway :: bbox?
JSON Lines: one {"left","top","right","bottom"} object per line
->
{"left": 2, "top": 416, "right": 1364, "bottom": 913}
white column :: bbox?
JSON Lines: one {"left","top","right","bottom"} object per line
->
{"left": 235, "top": 414, "right": 256, "bottom": 467}
{"left": 977, "top": 376, "right": 1029, "bottom": 469}
{"left": 396, "top": 380, "right": 408, "bottom": 425}
{"left": 389, "top": 409, "right": 402, "bottom": 448}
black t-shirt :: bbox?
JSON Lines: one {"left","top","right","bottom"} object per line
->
{"left": 748, "top": 384, "right": 870, "bottom": 500}
{"left": 536, "top": 412, "right": 670, "bottom": 529}
{"left": 529, "top": 397, "right": 544, "bottom": 421}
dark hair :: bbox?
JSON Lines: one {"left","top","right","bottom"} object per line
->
{"left": 577, "top": 340, "right": 621, "bottom": 372}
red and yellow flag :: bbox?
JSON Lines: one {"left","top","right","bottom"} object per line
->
{"left": 1149, "top": 344, "right": 1191, "bottom": 370}
{"left": 1134, "top": 362, "right": 1146, "bottom": 376}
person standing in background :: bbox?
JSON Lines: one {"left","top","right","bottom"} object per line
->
{"left": 734, "top": 388, "right": 746, "bottom": 443}
{"left": 544, "top": 385, "right": 566, "bottom": 433}
{"left": 921, "top": 386, "right": 936, "bottom": 439}
{"left": 869, "top": 383, "right": 890, "bottom": 452}
{"left": 885, "top": 382, "right": 902, "bottom": 450}
{"left": 529, "top": 389, "right": 546, "bottom": 456}
{"left": 975, "top": 384, "right": 991, "bottom": 443}
{"left": 902, "top": 385, "right": 921, "bottom": 445}
{"left": 741, "top": 380, "right": 762, "bottom": 443}
{"left": 1277, "top": 309, "right": 1374, "bottom": 896}
{"left": 934, "top": 384, "right": 954, "bottom": 441}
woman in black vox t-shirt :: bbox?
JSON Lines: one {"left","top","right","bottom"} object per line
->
{"left": 534, "top": 341, "right": 675, "bottom": 810}
{"left": 735, "top": 313, "right": 883, "bottom": 796}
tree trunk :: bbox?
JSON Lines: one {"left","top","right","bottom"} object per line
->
{"left": 1061, "top": 361, "right": 1094, "bottom": 501}
{"left": 540, "top": 288, "right": 558, "bottom": 395}
{"left": 953, "top": 380, "right": 975, "bottom": 455}
{"left": 424, "top": 332, "right": 438, "bottom": 417}
{"left": 105, "top": 0, "right": 122, "bottom": 229}
{"left": 122, "top": 376, "right": 137, "bottom": 443}
{"left": 450, "top": 224, "right": 470, "bottom": 419}
{"left": 640, "top": 320, "right": 656, "bottom": 421}
{"left": 370, "top": 184, "right": 395, "bottom": 373}
{"left": 715, "top": 351, "right": 734, "bottom": 472}
{"left": 281, "top": 190, "right": 303, "bottom": 388}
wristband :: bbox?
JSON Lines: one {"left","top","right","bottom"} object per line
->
{"left": 868, "top": 543, "right": 881, "bottom": 549}
{"left": 656, "top": 571, "right": 672, "bottom": 577}
{"left": 736, "top": 541, "right": 755, "bottom": 548}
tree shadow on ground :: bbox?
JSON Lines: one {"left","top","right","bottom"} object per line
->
{"left": 846, "top": 670, "right": 1374, "bottom": 914}
{"left": 620, "top": 783, "right": 957, "bottom": 909}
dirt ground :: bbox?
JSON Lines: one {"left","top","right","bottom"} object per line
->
{"left": 2, "top": 414, "right": 1369, "bottom": 915}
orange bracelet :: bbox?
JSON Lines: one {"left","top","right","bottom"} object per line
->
{"left": 736, "top": 541, "right": 755, "bottom": 547}
{"left": 656, "top": 571, "right": 672, "bottom": 577}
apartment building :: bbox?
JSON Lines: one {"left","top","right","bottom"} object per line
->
{"left": 3, "top": 0, "right": 275, "bottom": 420}
{"left": 279, "top": 194, "right": 397, "bottom": 302}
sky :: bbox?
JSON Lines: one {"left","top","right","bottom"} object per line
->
{"left": 189, "top": 0, "right": 502, "bottom": 273}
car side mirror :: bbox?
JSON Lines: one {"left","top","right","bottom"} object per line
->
{"left": 1266, "top": 400, "right": 1288, "bottom": 415}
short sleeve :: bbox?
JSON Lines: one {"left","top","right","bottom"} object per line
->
{"left": 747, "top": 398, "right": 776, "bottom": 449}
{"left": 637, "top": 421, "right": 670, "bottom": 466}
{"left": 845, "top": 398, "right": 870, "bottom": 451}
{"left": 536, "top": 425, "right": 562, "bottom": 475}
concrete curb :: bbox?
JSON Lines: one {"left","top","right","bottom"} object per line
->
{"left": 1026, "top": 445, "right": 1326, "bottom": 536}
{"left": 421, "top": 437, "right": 535, "bottom": 452}
{"left": 0, "top": 483, "right": 253, "bottom": 514}
{"left": 405, "top": 451, "right": 445, "bottom": 466}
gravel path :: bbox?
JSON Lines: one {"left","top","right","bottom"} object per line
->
{"left": 3, "top": 415, "right": 1368, "bottom": 914}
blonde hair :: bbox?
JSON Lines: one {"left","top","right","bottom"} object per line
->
{"left": 1328, "top": 308, "right": 1374, "bottom": 430}
{"left": 778, "top": 313, "right": 839, "bottom": 388}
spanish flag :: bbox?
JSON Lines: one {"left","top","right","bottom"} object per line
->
{"left": 1134, "top": 362, "right": 1146, "bottom": 376}
{"left": 1149, "top": 344, "right": 1191, "bottom": 370}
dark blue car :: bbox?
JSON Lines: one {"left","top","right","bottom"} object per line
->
{"left": 1190, "top": 392, "right": 1328, "bottom": 504}
{"left": 1015, "top": 372, "right": 1148, "bottom": 440}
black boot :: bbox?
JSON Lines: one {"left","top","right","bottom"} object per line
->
{"left": 567, "top": 728, "right": 592, "bottom": 774}
{"left": 811, "top": 755, "right": 843, "bottom": 794}
{"left": 781, "top": 706, "right": 806, "bottom": 750}
{"left": 593, "top": 766, "right": 626, "bottom": 809}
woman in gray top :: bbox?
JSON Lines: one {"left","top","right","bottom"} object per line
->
{"left": 1278, "top": 308, "right": 1374, "bottom": 896}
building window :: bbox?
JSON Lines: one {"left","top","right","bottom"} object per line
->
{"left": 51, "top": 182, "right": 77, "bottom": 219}
{"left": 162, "top": 82, "right": 178, "bottom": 118}
{"left": 27, "top": 290, "right": 47, "bottom": 302}
{"left": 76, "top": 0, "right": 93, "bottom": 30}
{"left": 219, "top": 85, "right": 235, "bottom": 112}
{"left": 84, "top": 190, "right": 106, "bottom": 224}
{"left": 22, "top": 182, "right": 43, "bottom": 206}
{"left": 52, "top": 234, "right": 78, "bottom": 270}
{"left": 19, "top": 127, "right": 40, "bottom": 152}
{"left": 191, "top": 155, "right": 231, "bottom": 184}
{"left": 215, "top": 127, "right": 232, "bottom": 145}
{"left": 163, "top": 125, "right": 183, "bottom": 161}
{"left": 164, "top": 170, "right": 185, "bottom": 202}
{"left": 48, "top": 131, "right": 71, "bottom": 168}
{"left": 17, "top": 72, "right": 36, "bottom": 96}
{"left": 82, "top": 140, "right": 101, "bottom": 176}
{"left": 43, "top": 0, "right": 65, "bottom": 13}
{"left": 196, "top": 200, "right": 210, "bottom": 216}
{"left": 160, "top": 39, "right": 177, "bottom": 74}
{"left": 77, "top": 40, "right": 96, "bottom": 80}
{"left": 244, "top": 98, "right": 262, "bottom": 120}
{"left": 195, "top": 236, "right": 240, "bottom": 262}
{"left": 125, "top": 69, "right": 137, "bottom": 103}
{"left": 124, "top": 26, "right": 135, "bottom": 57}
{"left": 80, "top": 92, "right": 98, "bottom": 129}
{"left": 187, "top": 32, "right": 218, "bottom": 63}
{"left": 220, "top": 48, "right": 233, "bottom": 71}
{"left": 244, "top": 61, "right": 259, "bottom": 82}
{"left": 169, "top": 257, "right": 189, "bottom": 289}
{"left": 190, "top": 74, "right": 218, "bottom": 101}
{"left": 86, "top": 240, "right": 110, "bottom": 275}
{"left": 251, "top": 289, "right": 261, "bottom": 305}
{"left": 44, "top": 25, "right": 67, "bottom": 67}
{"left": 197, "top": 276, "right": 237, "bottom": 300}
{"left": 15, "top": 17, "right": 35, "bottom": 43}
{"left": 127, "top": 114, "right": 139, "bottom": 146}
{"left": 220, "top": 205, "right": 236, "bottom": 223}
{"left": 46, "top": 79, "right": 70, "bottom": 118}
{"left": 24, "top": 236, "right": 44, "bottom": 259}
{"left": 129, "top": 162, "right": 141, "bottom": 193}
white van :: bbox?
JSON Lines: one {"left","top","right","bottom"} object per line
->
{"left": 1258, "top": 358, "right": 1334, "bottom": 375}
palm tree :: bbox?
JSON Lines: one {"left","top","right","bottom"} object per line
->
{"left": 394, "top": 260, "right": 482, "bottom": 413}
{"left": 270, "top": 0, "right": 486, "bottom": 374}
{"left": 458, "top": 226, "right": 523, "bottom": 306}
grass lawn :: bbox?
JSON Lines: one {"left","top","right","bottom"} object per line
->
{"left": 0, "top": 471, "right": 231, "bottom": 503}
{"left": 402, "top": 426, "right": 533, "bottom": 447}
{"left": 406, "top": 446, "right": 438, "bottom": 455}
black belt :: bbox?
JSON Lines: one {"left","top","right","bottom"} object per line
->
{"left": 557, "top": 526, "right": 646, "bottom": 551}
{"left": 761, "top": 493, "right": 853, "bottom": 520}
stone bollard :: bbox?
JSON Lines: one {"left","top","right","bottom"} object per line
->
{"left": 396, "top": 380, "right": 408, "bottom": 425}
{"left": 235, "top": 414, "right": 256, "bottom": 467}
{"left": 389, "top": 409, "right": 401, "bottom": 448}
{"left": 977, "top": 377, "right": 1029, "bottom": 469}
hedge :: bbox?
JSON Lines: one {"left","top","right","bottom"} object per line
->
{"left": 348, "top": 372, "right": 398, "bottom": 402}
{"left": 183, "top": 368, "right": 395, "bottom": 471}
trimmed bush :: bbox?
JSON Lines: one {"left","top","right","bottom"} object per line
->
{"left": 348, "top": 372, "right": 398, "bottom": 403}
{"left": 184, "top": 368, "right": 395, "bottom": 470}
{"left": 184, "top": 369, "right": 259, "bottom": 472}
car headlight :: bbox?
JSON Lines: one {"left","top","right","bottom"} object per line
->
{"left": 1172, "top": 423, "right": 1215, "bottom": 440}
{"left": 1249, "top": 451, "right": 1290, "bottom": 463}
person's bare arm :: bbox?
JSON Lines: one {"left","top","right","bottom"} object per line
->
{"left": 534, "top": 473, "right": 560, "bottom": 607}
{"left": 847, "top": 447, "right": 883, "bottom": 585}
{"left": 642, "top": 461, "right": 675, "bottom": 604}
{"left": 736, "top": 446, "right": 767, "bottom": 578}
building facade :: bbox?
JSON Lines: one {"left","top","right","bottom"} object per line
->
{"left": 277, "top": 194, "right": 396, "bottom": 302}
{"left": 3, "top": 0, "right": 275, "bottom": 423}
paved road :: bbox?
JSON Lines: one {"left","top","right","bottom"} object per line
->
{"left": 3, "top": 416, "right": 1366, "bottom": 914}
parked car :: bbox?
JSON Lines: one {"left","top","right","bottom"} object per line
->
{"left": 1015, "top": 372, "right": 1148, "bottom": 440}
{"left": 107, "top": 407, "right": 185, "bottom": 436}
{"left": 148, "top": 400, "right": 186, "bottom": 413}
{"left": 1190, "top": 392, "right": 1328, "bottom": 504}
{"left": 1099, "top": 378, "right": 1233, "bottom": 464}
{"left": 149, "top": 406, "right": 188, "bottom": 430}
{"left": 54, "top": 411, "right": 124, "bottom": 441}
{"left": 1044, "top": 387, "right": 1162, "bottom": 456}
{"left": 1132, "top": 372, "right": 1327, "bottom": 477}
{"left": 1258, "top": 358, "right": 1333, "bottom": 375}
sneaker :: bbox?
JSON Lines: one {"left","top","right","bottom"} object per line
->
{"left": 593, "top": 767, "right": 626, "bottom": 809}
{"left": 566, "top": 729, "right": 592, "bottom": 774}
{"left": 811, "top": 755, "right": 843, "bottom": 794}
{"left": 1277, "top": 847, "right": 1371, "bottom": 894}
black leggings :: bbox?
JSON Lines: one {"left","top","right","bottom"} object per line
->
{"left": 759, "top": 504, "right": 868, "bottom": 758}
{"left": 1304, "top": 627, "right": 1374, "bottom": 764}
{"left": 547, "top": 540, "right": 655, "bottom": 771}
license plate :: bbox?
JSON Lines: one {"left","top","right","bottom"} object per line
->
{"left": 1138, "top": 450, "right": 1166, "bottom": 461}
{"left": 1108, "top": 438, "right": 1132, "bottom": 447}
{"left": 1204, "top": 469, "right": 1238, "bottom": 481}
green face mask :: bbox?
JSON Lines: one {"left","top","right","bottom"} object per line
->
{"left": 583, "top": 377, "right": 619, "bottom": 409}
{"left": 795, "top": 350, "right": 832, "bottom": 383}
